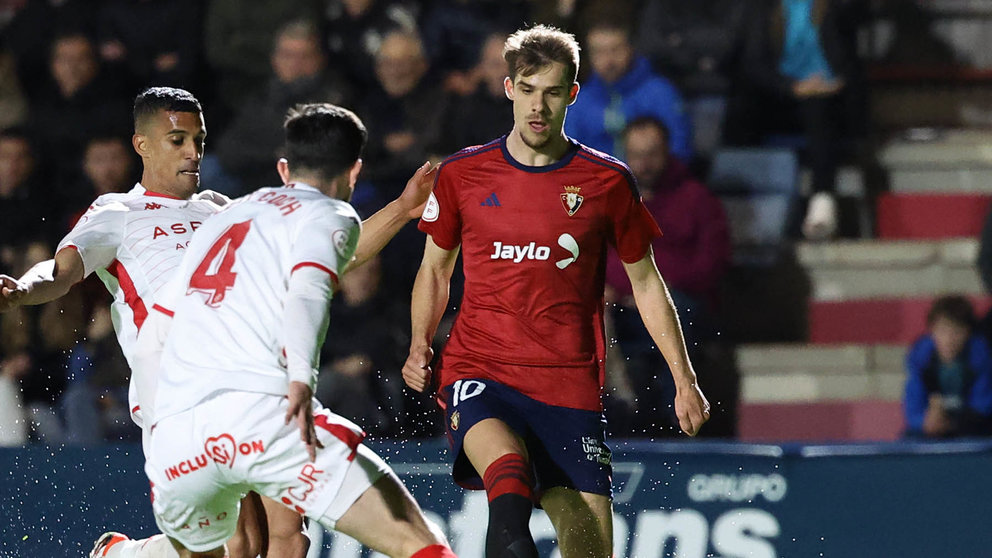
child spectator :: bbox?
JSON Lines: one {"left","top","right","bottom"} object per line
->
{"left": 904, "top": 295, "right": 992, "bottom": 438}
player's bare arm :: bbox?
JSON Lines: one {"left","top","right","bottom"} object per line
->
{"left": 0, "top": 247, "right": 84, "bottom": 313}
{"left": 622, "top": 248, "right": 710, "bottom": 436}
{"left": 403, "top": 236, "right": 459, "bottom": 393}
{"left": 350, "top": 161, "right": 438, "bottom": 271}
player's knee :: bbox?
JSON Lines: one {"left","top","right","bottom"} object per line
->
{"left": 392, "top": 513, "right": 449, "bottom": 558}
{"left": 267, "top": 527, "right": 310, "bottom": 558}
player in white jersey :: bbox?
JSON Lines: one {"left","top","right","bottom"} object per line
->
{"left": 0, "top": 89, "right": 436, "bottom": 558}
{"left": 0, "top": 87, "right": 302, "bottom": 558}
{"left": 139, "top": 103, "right": 456, "bottom": 558}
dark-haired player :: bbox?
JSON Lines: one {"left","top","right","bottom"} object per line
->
{"left": 0, "top": 89, "right": 435, "bottom": 558}
{"left": 141, "top": 103, "right": 454, "bottom": 558}
{"left": 402, "top": 25, "right": 710, "bottom": 558}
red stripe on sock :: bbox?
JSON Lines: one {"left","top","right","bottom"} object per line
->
{"left": 482, "top": 453, "right": 533, "bottom": 502}
{"left": 410, "top": 544, "right": 457, "bottom": 558}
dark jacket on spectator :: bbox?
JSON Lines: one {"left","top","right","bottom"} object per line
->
{"left": 904, "top": 334, "right": 992, "bottom": 437}
{"left": 606, "top": 158, "right": 730, "bottom": 306}
{"left": 216, "top": 74, "right": 352, "bottom": 191}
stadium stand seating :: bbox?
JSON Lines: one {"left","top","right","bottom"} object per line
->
{"left": 708, "top": 147, "right": 799, "bottom": 266}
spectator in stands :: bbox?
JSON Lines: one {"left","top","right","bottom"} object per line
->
{"left": 358, "top": 29, "right": 448, "bottom": 190}
{"left": 30, "top": 32, "right": 130, "bottom": 196}
{"left": 357, "top": 28, "right": 449, "bottom": 289}
{"left": 60, "top": 306, "right": 134, "bottom": 445}
{"left": 564, "top": 18, "right": 692, "bottom": 161}
{"left": 81, "top": 135, "right": 134, "bottom": 198}
{"left": 904, "top": 295, "right": 992, "bottom": 439}
{"left": 0, "top": 46, "right": 28, "bottom": 129}
{"left": 1, "top": 0, "right": 98, "bottom": 99}
{"left": 419, "top": 0, "right": 527, "bottom": 95}
{"left": 604, "top": 117, "right": 730, "bottom": 435}
{"left": 96, "top": 0, "right": 201, "bottom": 90}
{"left": 526, "top": 0, "right": 640, "bottom": 62}
{"left": 316, "top": 255, "right": 414, "bottom": 438}
{"left": 214, "top": 20, "right": 352, "bottom": 194}
{"left": 0, "top": 128, "right": 52, "bottom": 251}
{"left": 62, "top": 134, "right": 136, "bottom": 229}
{"left": 323, "top": 0, "right": 419, "bottom": 93}
{"left": 437, "top": 32, "right": 513, "bottom": 154}
{"left": 725, "top": 0, "right": 863, "bottom": 240}
{"left": 634, "top": 0, "right": 745, "bottom": 97}
{"left": 205, "top": 0, "right": 322, "bottom": 116}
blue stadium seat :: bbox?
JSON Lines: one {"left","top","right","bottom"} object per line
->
{"left": 707, "top": 147, "right": 799, "bottom": 265}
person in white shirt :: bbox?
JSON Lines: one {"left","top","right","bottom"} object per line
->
{"left": 139, "top": 103, "right": 455, "bottom": 558}
{"left": 0, "top": 89, "right": 436, "bottom": 558}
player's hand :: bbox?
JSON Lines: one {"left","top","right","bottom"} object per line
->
{"left": 399, "top": 161, "right": 439, "bottom": 219}
{"left": 286, "top": 381, "right": 323, "bottom": 462}
{"left": 192, "top": 189, "right": 232, "bottom": 208}
{"left": 0, "top": 275, "right": 27, "bottom": 313}
{"left": 402, "top": 345, "right": 434, "bottom": 393}
{"left": 674, "top": 381, "right": 710, "bottom": 437}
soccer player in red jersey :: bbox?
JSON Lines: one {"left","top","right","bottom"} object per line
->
{"left": 402, "top": 25, "right": 711, "bottom": 558}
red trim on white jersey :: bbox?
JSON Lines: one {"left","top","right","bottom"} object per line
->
{"left": 152, "top": 303, "right": 174, "bottom": 317}
{"left": 132, "top": 405, "right": 140, "bottom": 414}
{"left": 143, "top": 190, "right": 183, "bottom": 200}
{"left": 314, "top": 413, "right": 364, "bottom": 461}
{"left": 106, "top": 259, "right": 149, "bottom": 330}
{"left": 291, "top": 261, "right": 339, "bottom": 287}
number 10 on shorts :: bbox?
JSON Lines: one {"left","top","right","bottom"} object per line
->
{"left": 451, "top": 380, "right": 486, "bottom": 407}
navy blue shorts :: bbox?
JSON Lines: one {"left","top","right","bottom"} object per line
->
{"left": 440, "top": 378, "right": 612, "bottom": 499}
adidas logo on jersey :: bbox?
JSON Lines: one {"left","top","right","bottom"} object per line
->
{"left": 480, "top": 193, "right": 501, "bottom": 207}
{"left": 145, "top": 202, "right": 164, "bottom": 210}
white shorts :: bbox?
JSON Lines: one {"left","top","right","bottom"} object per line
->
{"left": 145, "top": 391, "right": 389, "bottom": 552}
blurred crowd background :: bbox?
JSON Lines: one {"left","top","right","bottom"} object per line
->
{"left": 3, "top": 0, "right": 992, "bottom": 447}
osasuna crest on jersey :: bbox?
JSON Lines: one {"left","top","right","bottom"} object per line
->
{"left": 560, "top": 185, "right": 583, "bottom": 216}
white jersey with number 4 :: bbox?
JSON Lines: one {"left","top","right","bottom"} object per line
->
{"left": 154, "top": 183, "right": 361, "bottom": 422}
{"left": 56, "top": 183, "right": 222, "bottom": 422}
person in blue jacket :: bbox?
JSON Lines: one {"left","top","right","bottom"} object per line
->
{"left": 564, "top": 18, "right": 692, "bottom": 162}
{"left": 904, "top": 295, "right": 992, "bottom": 438}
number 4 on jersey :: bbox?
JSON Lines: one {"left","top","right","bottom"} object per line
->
{"left": 188, "top": 220, "right": 252, "bottom": 307}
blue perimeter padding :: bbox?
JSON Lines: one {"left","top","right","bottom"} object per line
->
{"left": 2, "top": 438, "right": 990, "bottom": 557}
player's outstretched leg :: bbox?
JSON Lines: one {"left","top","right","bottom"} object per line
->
{"left": 540, "top": 488, "right": 613, "bottom": 558}
{"left": 260, "top": 491, "right": 309, "bottom": 557}
{"left": 225, "top": 491, "right": 266, "bottom": 558}
{"left": 164, "top": 537, "right": 225, "bottom": 558}
{"left": 462, "top": 419, "right": 539, "bottom": 558}
{"left": 330, "top": 447, "right": 454, "bottom": 558}
{"left": 90, "top": 532, "right": 178, "bottom": 558}
{"left": 89, "top": 490, "right": 305, "bottom": 558}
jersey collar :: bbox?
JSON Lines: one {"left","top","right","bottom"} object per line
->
{"left": 285, "top": 182, "right": 320, "bottom": 193}
{"left": 133, "top": 182, "right": 184, "bottom": 200}
{"left": 499, "top": 135, "right": 580, "bottom": 174}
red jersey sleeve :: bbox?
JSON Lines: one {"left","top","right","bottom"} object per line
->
{"left": 418, "top": 163, "right": 462, "bottom": 250}
{"left": 609, "top": 176, "right": 662, "bottom": 263}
